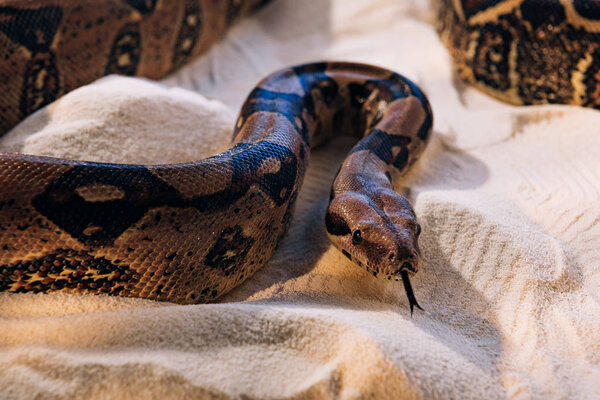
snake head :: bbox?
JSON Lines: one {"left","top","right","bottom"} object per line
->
{"left": 326, "top": 188, "right": 424, "bottom": 313}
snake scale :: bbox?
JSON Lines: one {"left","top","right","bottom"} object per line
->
{"left": 0, "top": 0, "right": 597, "bottom": 310}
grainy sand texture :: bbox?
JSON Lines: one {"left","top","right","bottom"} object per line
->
{"left": 1, "top": 1, "right": 599, "bottom": 399}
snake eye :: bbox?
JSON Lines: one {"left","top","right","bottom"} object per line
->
{"left": 416, "top": 223, "right": 421, "bottom": 237}
{"left": 352, "top": 229, "right": 362, "bottom": 245}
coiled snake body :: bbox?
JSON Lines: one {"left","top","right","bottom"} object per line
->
{"left": 0, "top": 0, "right": 432, "bottom": 309}
{"left": 438, "top": 0, "right": 600, "bottom": 108}
{"left": 0, "top": 0, "right": 596, "bottom": 309}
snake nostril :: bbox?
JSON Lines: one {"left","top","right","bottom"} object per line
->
{"left": 402, "top": 262, "right": 414, "bottom": 272}
{"left": 388, "top": 252, "right": 396, "bottom": 263}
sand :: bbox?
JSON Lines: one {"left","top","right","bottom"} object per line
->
{"left": 0, "top": 0, "right": 599, "bottom": 399}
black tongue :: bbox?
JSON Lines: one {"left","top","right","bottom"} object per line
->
{"left": 401, "top": 270, "right": 424, "bottom": 316}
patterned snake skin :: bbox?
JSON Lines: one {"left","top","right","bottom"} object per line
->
{"left": 0, "top": 1, "right": 433, "bottom": 310}
{"left": 438, "top": 0, "right": 600, "bottom": 108}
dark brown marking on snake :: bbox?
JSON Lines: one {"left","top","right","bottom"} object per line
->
{"left": 0, "top": 6, "right": 63, "bottom": 117}
{"left": 473, "top": 23, "right": 512, "bottom": 92}
{"left": 189, "top": 141, "right": 298, "bottom": 210}
{"left": 226, "top": 0, "right": 244, "bottom": 26}
{"left": 513, "top": 8, "right": 574, "bottom": 104}
{"left": 574, "top": 0, "right": 600, "bottom": 20}
{"left": 32, "top": 164, "right": 183, "bottom": 246}
{"left": 461, "top": 0, "right": 501, "bottom": 19}
{"left": 350, "top": 129, "right": 412, "bottom": 164}
{"left": 236, "top": 88, "right": 312, "bottom": 144}
{"left": 293, "top": 62, "right": 340, "bottom": 106}
{"left": 584, "top": 48, "right": 600, "bottom": 108}
{"left": 205, "top": 225, "right": 255, "bottom": 276}
{"left": 0, "top": 6, "right": 62, "bottom": 52}
{"left": 520, "top": 0, "right": 566, "bottom": 29}
{"left": 383, "top": 75, "right": 432, "bottom": 142}
{"left": 393, "top": 147, "right": 410, "bottom": 171}
{"left": 123, "top": 0, "right": 158, "bottom": 14}
{"left": 172, "top": 0, "right": 203, "bottom": 71}
{"left": 21, "top": 52, "right": 60, "bottom": 117}
{"left": 105, "top": 22, "right": 142, "bottom": 76}
{"left": 279, "top": 189, "right": 299, "bottom": 243}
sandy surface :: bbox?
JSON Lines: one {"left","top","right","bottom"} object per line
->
{"left": 1, "top": 0, "right": 599, "bottom": 399}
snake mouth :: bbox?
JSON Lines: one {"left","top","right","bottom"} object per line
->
{"left": 401, "top": 262, "right": 416, "bottom": 273}
{"left": 401, "top": 270, "right": 423, "bottom": 315}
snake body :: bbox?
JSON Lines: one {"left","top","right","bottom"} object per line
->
{"left": 0, "top": 0, "right": 595, "bottom": 308}
{"left": 438, "top": 0, "right": 600, "bottom": 108}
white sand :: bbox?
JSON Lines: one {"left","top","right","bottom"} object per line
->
{"left": 0, "top": 0, "right": 599, "bottom": 398}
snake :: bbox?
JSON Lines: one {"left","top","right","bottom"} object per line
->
{"left": 437, "top": 0, "right": 600, "bottom": 108}
{"left": 0, "top": 0, "right": 433, "bottom": 311}
{"left": 0, "top": 0, "right": 595, "bottom": 310}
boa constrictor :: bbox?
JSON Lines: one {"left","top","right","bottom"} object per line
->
{"left": 0, "top": 0, "right": 596, "bottom": 310}
{"left": 0, "top": 0, "right": 432, "bottom": 311}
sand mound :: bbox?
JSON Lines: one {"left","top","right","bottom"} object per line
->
{"left": 0, "top": 76, "right": 232, "bottom": 164}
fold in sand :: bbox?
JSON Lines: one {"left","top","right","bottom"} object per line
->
{"left": 0, "top": 0, "right": 599, "bottom": 398}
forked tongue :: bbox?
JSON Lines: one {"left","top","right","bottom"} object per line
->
{"left": 401, "top": 270, "right": 424, "bottom": 316}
